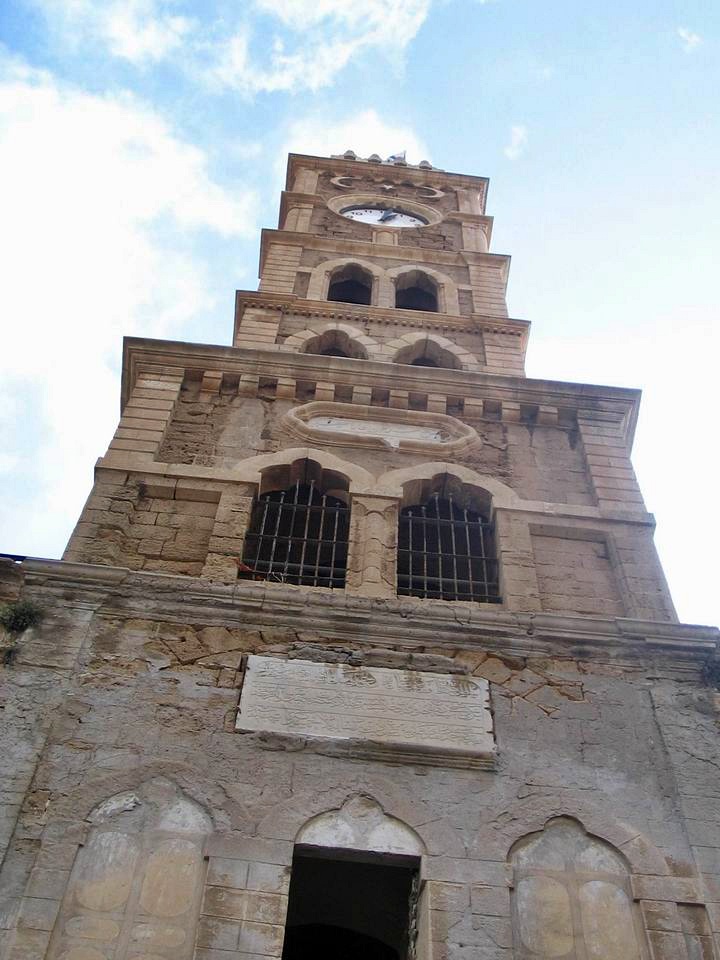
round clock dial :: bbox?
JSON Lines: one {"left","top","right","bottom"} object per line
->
{"left": 340, "top": 206, "right": 428, "bottom": 228}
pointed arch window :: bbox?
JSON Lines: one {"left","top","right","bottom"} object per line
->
{"left": 327, "top": 264, "right": 373, "bottom": 305}
{"left": 302, "top": 328, "right": 369, "bottom": 360}
{"left": 397, "top": 479, "right": 500, "bottom": 603}
{"left": 241, "top": 461, "right": 350, "bottom": 589}
{"left": 395, "top": 271, "right": 438, "bottom": 312}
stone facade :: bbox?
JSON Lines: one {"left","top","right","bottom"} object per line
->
{"left": 1, "top": 151, "right": 718, "bottom": 960}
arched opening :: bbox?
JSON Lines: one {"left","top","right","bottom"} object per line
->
{"left": 327, "top": 264, "right": 373, "bottom": 305}
{"left": 397, "top": 474, "right": 499, "bottom": 603}
{"left": 302, "top": 329, "right": 368, "bottom": 360}
{"left": 395, "top": 271, "right": 438, "bottom": 312}
{"left": 393, "top": 338, "right": 461, "bottom": 370}
{"left": 282, "top": 854, "right": 416, "bottom": 960}
{"left": 240, "top": 459, "right": 350, "bottom": 588}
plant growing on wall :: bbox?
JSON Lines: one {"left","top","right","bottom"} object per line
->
{"left": 0, "top": 599, "right": 43, "bottom": 664}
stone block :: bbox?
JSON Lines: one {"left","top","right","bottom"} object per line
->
{"left": 17, "top": 896, "right": 60, "bottom": 931}
{"left": 237, "top": 920, "right": 285, "bottom": 956}
{"left": 207, "top": 858, "right": 250, "bottom": 889}
{"left": 203, "top": 886, "right": 247, "bottom": 921}
{"left": 647, "top": 930, "right": 689, "bottom": 959}
{"left": 197, "top": 915, "right": 243, "bottom": 950}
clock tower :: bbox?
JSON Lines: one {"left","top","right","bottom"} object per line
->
{"left": 1, "top": 151, "right": 718, "bottom": 960}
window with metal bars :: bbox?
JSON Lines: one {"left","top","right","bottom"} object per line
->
{"left": 397, "top": 493, "right": 500, "bottom": 603}
{"left": 241, "top": 480, "right": 349, "bottom": 588}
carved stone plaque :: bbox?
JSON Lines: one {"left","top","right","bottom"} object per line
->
{"left": 307, "top": 415, "right": 448, "bottom": 448}
{"left": 237, "top": 656, "right": 496, "bottom": 769}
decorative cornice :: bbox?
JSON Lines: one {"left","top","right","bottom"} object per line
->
{"left": 286, "top": 153, "right": 489, "bottom": 195}
{"left": 233, "top": 289, "right": 530, "bottom": 344}
{"left": 120, "top": 335, "right": 641, "bottom": 446}
{"left": 7, "top": 557, "right": 717, "bottom": 664}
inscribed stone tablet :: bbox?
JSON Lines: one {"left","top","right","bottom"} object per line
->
{"left": 236, "top": 656, "right": 496, "bottom": 769}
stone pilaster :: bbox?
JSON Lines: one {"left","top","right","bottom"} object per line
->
{"left": 577, "top": 413, "right": 646, "bottom": 510}
{"left": 494, "top": 510, "right": 542, "bottom": 612}
{"left": 201, "top": 483, "right": 257, "bottom": 583}
{"left": 345, "top": 494, "right": 399, "bottom": 599}
{"left": 105, "top": 367, "right": 184, "bottom": 464}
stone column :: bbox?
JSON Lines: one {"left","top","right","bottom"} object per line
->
{"left": 345, "top": 494, "right": 399, "bottom": 599}
{"left": 201, "top": 483, "right": 257, "bottom": 583}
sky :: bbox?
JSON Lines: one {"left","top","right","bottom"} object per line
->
{"left": 0, "top": 0, "right": 718, "bottom": 626}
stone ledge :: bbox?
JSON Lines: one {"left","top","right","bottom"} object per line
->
{"left": 5, "top": 557, "right": 717, "bottom": 662}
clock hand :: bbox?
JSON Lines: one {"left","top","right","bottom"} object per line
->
{"left": 378, "top": 209, "right": 398, "bottom": 222}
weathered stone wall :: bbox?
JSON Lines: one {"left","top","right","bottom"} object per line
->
{"left": 155, "top": 388, "right": 592, "bottom": 506}
{"left": 1, "top": 562, "right": 717, "bottom": 960}
{"left": 532, "top": 534, "right": 626, "bottom": 616}
{"left": 64, "top": 473, "right": 221, "bottom": 576}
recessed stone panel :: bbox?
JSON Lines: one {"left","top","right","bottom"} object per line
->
{"left": 236, "top": 656, "right": 496, "bottom": 769}
{"left": 284, "top": 400, "right": 478, "bottom": 453}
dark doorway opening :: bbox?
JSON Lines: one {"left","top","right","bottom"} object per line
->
{"left": 282, "top": 851, "right": 418, "bottom": 960}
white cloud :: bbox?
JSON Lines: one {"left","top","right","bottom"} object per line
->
{"left": 32, "top": 0, "right": 433, "bottom": 93}
{"left": 504, "top": 124, "right": 527, "bottom": 160}
{"left": 213, "top": 1, "right": 431, "bottom": 94}
{"left": 0, "top": 454, "right": 20, "bottom": 476}
{"left": 253, "top": 0, "right": 430, "bottom": 33}
{"left": 0, "top": 56, "right": 258, "bottom": 555}
{"left": 32, "top": 0, "right": 194, "bottom": 64}
{"left": 677, "top": 26, "right": 702, "bottom": 53}
{"left": 276, "top": 108, "right": 430, "bottom": 181}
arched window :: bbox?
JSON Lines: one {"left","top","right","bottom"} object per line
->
{"left": 397, "top": 477, "right": 499, "bottom": 602}
{"left": 327, "top": 264, "right": 373, "bottom": 305}
{"left": 395, "top": 271, "right": 438, "bottom": 312}
{"left": 241, "top": 460, "right": 350, "bottom": 588}
{"left": 393, "top": 338, "right": 461, "bottom": 370}
{"left": 510, "top": 818, "right": 646, "bottom": 960}
{"left": 302, "top": 329, "right": 368, "bottom": 360}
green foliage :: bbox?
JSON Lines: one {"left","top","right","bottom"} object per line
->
{"left": 0, "top": 599, "right": 44, "bottom": 636}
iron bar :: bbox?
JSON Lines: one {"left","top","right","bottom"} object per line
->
{"left": 242, "top": 482, "right": 348, "bottom": 588}
{"left": 397, "top": 495, "right": 499, "bottom": 603}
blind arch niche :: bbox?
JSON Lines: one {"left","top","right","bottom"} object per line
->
{"left": 510, "top": 817, "right": 647, "bottom": 960}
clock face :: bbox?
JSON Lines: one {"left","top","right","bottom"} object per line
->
{"left": 340, "top": 206, "right": 428, "bottom": 228}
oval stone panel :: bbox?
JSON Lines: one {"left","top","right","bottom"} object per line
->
{"left": 579, "top": 880, "right": 640, "bottom": 960}
{"left": 59, "top": 947, "right": 107, "bottom": 960}
{"left": 75, "top": 831, "right": 139, "bottom": 912}
{"left": 139, "top": 838, "right": 200, "bottom": 917}
{"left": 516, "top": 876, "right": 574, "bottom": 958}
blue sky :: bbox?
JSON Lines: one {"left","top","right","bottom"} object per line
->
{"left": 0, "top": 0, "right": 718, "bottom": 625}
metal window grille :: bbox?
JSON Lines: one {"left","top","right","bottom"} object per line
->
{"left": 397, "top": 494, "right": 500, "bottom": 603}
{"left": 241, "top": 481, "right": 349, "bottom": 588}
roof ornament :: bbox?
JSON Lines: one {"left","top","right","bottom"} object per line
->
{"left": 330, "top": 175, "right": 356, "bottom": 189}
